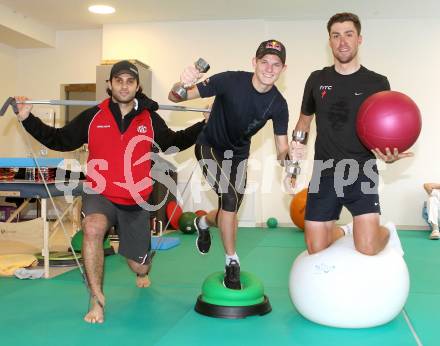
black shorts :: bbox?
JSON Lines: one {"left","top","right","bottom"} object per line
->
{"left": 195, "top": 144, "right": 247, "bottom": 213}
{"left": 305, "top": 174, "right": 381, "bottom": 222}
{"left": 82, "top": 193, "right": 151, "bottom": 264}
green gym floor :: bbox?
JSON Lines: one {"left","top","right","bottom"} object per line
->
{"left": 0, "top": 227, "right": 438, "bottom": 346}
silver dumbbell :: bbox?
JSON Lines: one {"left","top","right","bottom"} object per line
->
{"left": 286, "top": 131, "right": 308, "bottom": 178}
{"left": 172, "top": 58, "right": 210, "bottom": 100}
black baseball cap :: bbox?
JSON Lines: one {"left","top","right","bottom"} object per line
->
{"left": 256, "top": 39, "right": 286, "bottom": 64}
{"left": 109, "top": 60, "right": 139, "bottom": 82}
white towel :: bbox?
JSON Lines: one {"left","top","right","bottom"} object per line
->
{"left": 14, "top": 268, "right": 45, "bottom": 279}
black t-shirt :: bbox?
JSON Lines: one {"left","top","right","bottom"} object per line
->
{"left": 301, "top": 65, "right": 390, "bottom": 176}
{"left": 196, "top": 71, "right": 289, "bottom": 158}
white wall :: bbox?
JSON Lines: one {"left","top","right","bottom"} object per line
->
{"left": 17, "top": 29, "right": 102, "bottom": 99}
{"left": 100, "top": 18, "right": 440, "bottom": 227}
{"left": 266, "top": 18, "right": 440, "bottom": 227}
{"left": 361, "top": 19, "right": 440, "bottom": 227}
{"left": 9, "top": 29, "right": 102, "bottom": 157}
{"left": 102, "top": 20, "right": 267, "bottom": 224}
{"left": 0, "top": 43, "right": 18, "bottom": 156}
{"left": 2, "top": 18, "right": 437, "bottom": 227}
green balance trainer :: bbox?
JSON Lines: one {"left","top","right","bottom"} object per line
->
{"left": 71, "top": 230, "right": 115, "bottom": 256}
{"left": 194, "top": 271, "right": 271, "bottom": 318}
{"left": 35, "top": 251, "right": 82, "bottom": 267}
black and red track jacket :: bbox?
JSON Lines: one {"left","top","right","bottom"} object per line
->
{"left": 22, "top": 97, "right": 205, "bottom": 206}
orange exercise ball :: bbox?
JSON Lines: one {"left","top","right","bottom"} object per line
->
{"left": 290, "top": 188, "right": 308, "bottom": 230}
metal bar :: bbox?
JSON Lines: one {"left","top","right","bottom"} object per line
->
{"left": 41, "top": 198, "right": 49, "bottom": 278}
{"left": 19, "top": 100, "right": 99, "bottom": 107}
{"left": 15, "top": 100, "right": 210, "bottom": 113}
{"left": 157, "top": 104, "right": 210, "bottom": 113}
{"left": 0, "top": 97, "right": 14, "bottom": 116}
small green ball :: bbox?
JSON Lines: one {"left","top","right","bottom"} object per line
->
{"left": 266, "top": 217, "right": 278, "bottom": 228}
{"left": 178, "top": 212, "right": 197, "bottom": 234}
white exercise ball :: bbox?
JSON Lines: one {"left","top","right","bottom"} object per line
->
{"left": 289, "top": 235, "right": 410, "bottom": 328}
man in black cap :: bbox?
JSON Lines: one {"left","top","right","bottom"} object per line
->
{"left": 168, "top": 40, "right": 292, "bottom": 290}
{"left": 15, "top": 60, "right": 207, "bottom": 324}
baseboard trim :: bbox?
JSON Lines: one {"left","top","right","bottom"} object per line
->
{"left": 395, "top": 225, "right": 430, "bottom": 231}
{"left": 255, "top": 222, "right": 431, "bottom": 230}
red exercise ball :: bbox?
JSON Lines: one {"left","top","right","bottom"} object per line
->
{"left": 166, "top": 201, "right": 183, "bottom": 230}
{"left": 195, "top": 209, "right": 208, "bottom": 217}
{"left": 356, "top": 91, "right": 422, "bottom": 152}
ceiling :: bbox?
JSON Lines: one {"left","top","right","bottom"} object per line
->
{"left": 0, "top": 0, "right": 439, "bottom": 30}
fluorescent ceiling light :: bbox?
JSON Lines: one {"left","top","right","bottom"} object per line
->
{"left": 88, "top": 5, "right": 116, "bottom": 14}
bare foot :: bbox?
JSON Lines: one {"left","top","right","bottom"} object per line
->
{"left": 84, "top": 296, "right": 105, "bottom": 324}
{"left": 136, "top": 274, "right": 151, "bottom": 288}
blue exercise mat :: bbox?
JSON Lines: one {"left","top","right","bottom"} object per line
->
{"left": 0, "top": 181, "right": 83, "bottom": 198}
{"left": 0, "top": 157, "right": 63, "bottom": 168}
{"left": 151, "top": 237, "right": 180, "bottom": 250}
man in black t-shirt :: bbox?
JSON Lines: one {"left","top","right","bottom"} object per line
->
{"left": 291, "top": 13, "right": 413, "bottom": 256}
{"left": 169, "top": 40, "right": 291, "bottom": 289}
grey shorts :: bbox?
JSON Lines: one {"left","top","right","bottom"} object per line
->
{"left": 82, "top": 193, "right": 151, "bottom": 264}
